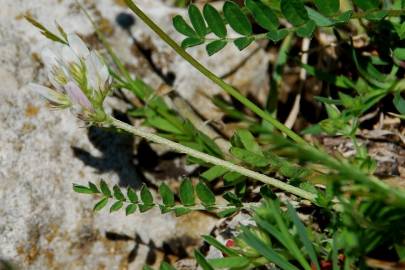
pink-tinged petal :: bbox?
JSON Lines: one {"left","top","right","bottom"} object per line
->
{"left": 67, "top": 34, "right": 89, "bottom": 58}
{"left": 64, "top": 82, "right": 93, "bottom": 110}
{"left": 29, "top": 83, "right": 70, "bottom": 106}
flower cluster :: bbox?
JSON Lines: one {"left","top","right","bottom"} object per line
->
{"left": 29, "top": 34, "right": 112, "bottom": 122}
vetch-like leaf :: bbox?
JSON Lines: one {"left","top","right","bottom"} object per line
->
{"left": 223, "top": 1, "right": 252, "bottom": 35}
{"left": 73, "top": 184, "right": 93, "bottom": 194}
{"left": 127, "top": 187, "right": 138, "bottom": 203}
{"left": 353, "top": 0, "right": 380, "bottom": 10}
{"left": 267, "top": 28, "right": 289, "bottom": 42}
{"left": 230, "top": 147, "right": 270, "bottom": 167}
{"left": 201, "top": 165, "right": 228, "bottom": 181}
{"left": 126, "top": 204, "right": 137, "bottom": 215}
{"left": 236, "top": 129, "right": 262, "bottom": 155}
{"left": 179, "top": 178, "right": 195, "bottom": 206}
{"left": 280, "top": 0, "right": 309, "bottom": 26}
{"left": 203, "top": 4, "right": 227, "bottom": 38}
{"left": 173, "top": 15, "right": 197, "bottom": 37}
{"left": 88, "top": 182, "right": 99, "bottom": 193}
{"left": 181, "top": 37, "right": 204, "bottom": 48}
{"left": 306, "top": 7, "right": 335, "bottom": 27}
{"left": 100, "top": 180, "right": 112, "bottom": 197}
{"left": 94, "top": 197, "right": 109, "bottom": 211}
{"left": 296, "top": 20, "right": 316, "bottom": 37}
{"left": 206, "top": 40, "right": 227, "bottom": 56}
{"left": 314, "top": 0, "right": 339, "bottom": 16}
{"left": 113, "top": 185, "right": 126, "bottom": 201}
{"left": 196, "top": 182, "right": 216, "bottom": 206}
{"left": 110, "top": 201, "right": 124, "bottom": 212}
{"left": 174, "top": 207, "right": 192, "bottom": 216}
{"left": 140, "top": 184, "right": 154, "bottom": 205}
{"left": 188, "top": 4, "right": 208, "bottom": 37}
{"left": 246, "top": 0, "right": 278, "bottom": 31}
{"left": 159, "top": 183, "right": 175, "bottom": 207}
{"left": 234, "top": 37, "right": 254, "bottom": 51}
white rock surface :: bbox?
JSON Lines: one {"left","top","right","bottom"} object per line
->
{"left": 0, "top": 0, "right": 267, "bottom": 269}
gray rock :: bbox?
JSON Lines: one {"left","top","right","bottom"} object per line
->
{"left": 0, "top": 0, "right": 266, "bottom": 268}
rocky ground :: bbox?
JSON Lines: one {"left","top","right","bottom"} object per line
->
{"left": 0, "top": 0, "right": 268, "bottom": 269}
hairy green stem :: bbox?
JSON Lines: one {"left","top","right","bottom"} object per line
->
{"left": 109, "top": 116, "right": 316, "bottom": 202}
{"left": 124, "top": 0, "right": 306, "bottom": 145}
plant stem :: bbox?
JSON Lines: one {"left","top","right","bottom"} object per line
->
{"left": 124, "top": 0, "right": 307, "bottom": 145}
{"left": 109, "top": 116, "right": 317, "bottom": 202}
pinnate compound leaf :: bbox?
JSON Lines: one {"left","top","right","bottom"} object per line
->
{"left": 188, "top": 4, "right": 208, "bottom": 37}
{"left": 267, "top": 29, "right": 289, "bottom": 42}
{"left": 110, "top": 201, "right": 124, "bottom": 213}
{"left": 94, "top": 197, "right": 109, "bottom": 211}
{"left": 100, "top": 180, "right": 112, "bottom": 197}
{"left": 181, "top": 37, "right": 204, "bottom": 49}
{"left": 353, "top": 0, "right": 380, "bottom": 11}
{"left": 306, "top": 7, "right": 335, "bottom": 27}
{"left": 113, "top": 185, "right": 126, "bottom": 201}
{"left": 334, "top": 10, "right": 353, "bottom": 24}
{"left": 196, "top": 182, "right": 216, "bottom": 206}
{"left": 159, "top": 183, "right": 175, "bottom": 207}
{"left": 296, "top": 20, "right": 316, "bottom": 37}
{"left": 201, "top": 165, "right": 228, "bottom": 181}
{"left": 127, "top": 187, "right": 138, "bottom": 203}
{"left": 179, "top": 178, "right": 195, "bottom": 206}
{"left": 223, "top": 1, "right": 252, "bottom": 35}
{"left": 174, "top": 207, "right": 192, "bottom": 216}
{"left": 314, "top": 0, "right": 339, "bottom": 16}
{"left": 125, "top": 204, "right": 137, "bottom": 215}
{"left": 230, "top": 147, "right": 270, "bottom": 167}
{"left": 245, "top": 0, "right": 278, "bottom": 31}
{"left": 234, "top": 37, "right": 254, "bottom": 51}
{"left": 280, "top": 0, "right": 309, "bottom": 26}
{"left": 203, "top": 4, "right": 227, "bottom": 38}
{"left": 206, "top": 40, "right": 227, "bottom": 56}
{"left": 73, "top": 184, "right": 94, "bottom": 194}
{"left": 173, "top": 15, "right": 197, "bottom": 37}
{"left": 235, "top": 129, "right": 262, "bottom": 155}
{"left": 88, "top": 182, "right": 100, "bottom": 193}
{"left": 140, "top": 184, "right": 154, "bottom": 205}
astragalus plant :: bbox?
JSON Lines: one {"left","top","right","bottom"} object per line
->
{"left": 28, "top": 0, "right": 405, "bottom": 269}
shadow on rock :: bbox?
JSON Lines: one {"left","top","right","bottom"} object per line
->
{"left": 72, "top": 111, "right": 143, "bottom": 188}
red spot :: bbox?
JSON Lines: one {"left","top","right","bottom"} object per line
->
{"left": 225, "top": 239, "right": 234, "bottom": 248}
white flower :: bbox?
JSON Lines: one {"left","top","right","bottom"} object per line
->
{"left": 67, "top": 34, "right": 89, "bottom": 58}
{"left": 29, "top": 83, "right": 70, "bottom": 107}
{"left": 85, "top": 51, "right": 111, "bottom": 93}
{"left": 31, "top": 33, "right": 112, "bottom": 121}
{"left": 64, "top": 81, "right": 93, "bottom": 110}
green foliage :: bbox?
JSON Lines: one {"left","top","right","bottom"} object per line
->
{"left": 73, "top": 179, "right": 240, "bottom": 217}
{"left": 170, "top": 0, "right": 402, "bottom": 55}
